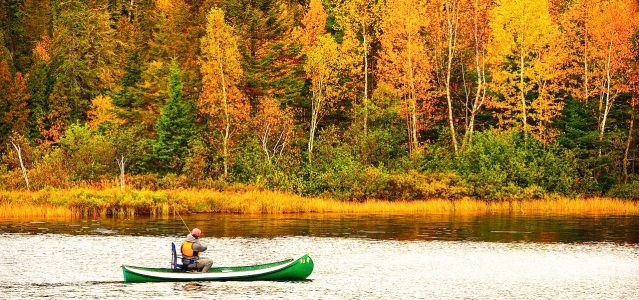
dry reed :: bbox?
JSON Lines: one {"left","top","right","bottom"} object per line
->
{"left": 0, "top": 188, "right": 637, "bottom": 218}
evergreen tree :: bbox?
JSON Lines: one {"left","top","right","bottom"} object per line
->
{"left": 153, "top": 59, "right": 196, "bottom": 174}
{"left": 222, "top": 0, "right": 305, "bottom": 107}
{"left": 0, "top": 0, "right": 29, "bottom": 71}
{"left": 49, "top": 0, "right": 116, "bottom": 126}
{"left": 27, "top": 37, "right": 54, "bottom": 142}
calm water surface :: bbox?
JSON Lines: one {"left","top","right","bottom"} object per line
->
{"left": 1, "top": 213, "right": 638, "bottom": 299}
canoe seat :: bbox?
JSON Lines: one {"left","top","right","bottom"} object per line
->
{"left": 171, "top": 242, "right": 188, "bottom": 270}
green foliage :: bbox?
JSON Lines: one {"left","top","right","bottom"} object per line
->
{"left": 112, "top": 51, "right": 144, "bottom": 109}
{"left": 451, "top": 129, "right": 577, "bottom": 200}
{"left": 110, "top": 125, "right": 152, "bottom": 174}
{"left": 58, "top": 124, "right": 115, "bottom": 181}
{"left": 554, "top": 98, "right": 621, "bottom": 193}
{"left": 607, "top": 181, "right": 639, "bottom": 199}
{"left": 221, "top": 0, "right": 305, "bottom": 106}
{"left": 26, "top": 56, "right": 53, "bottom": 141}
{"left": 152, "top": 60, "right": 196, "bottom": 174}
{"left": 49, "top": 0, "right": 116, "bottom": 124}
{"left": 2, "top": 1, "right": 639, "bottom": 203}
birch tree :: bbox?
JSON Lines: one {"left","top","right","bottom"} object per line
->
{"left": 488, "top": 0, "right": 565, "bottom": 143}
{"left": 334, "top": 0, "right": 378, "bottom": 136}
{"left": 461, "top": 0, "right": 491, "bottom": 148}
{"left": 377, "top": 0, "right": 432, "bottom": 155}
{"left": 200, "top": 8, "right": 248, "bottom": 177}
{"left": 253, "top": 97, "right": 294, "bottom": 164}
{"left": 430, "top": 0, "right": 463, "bottom": 153}
{"left": 301, "top": 0, "right": 340, "bottom": 162}
{"left": 588, "top": 0, "right": 639, "bottom": 152}
{"left": 10, "top": 138, "right": 30, "bottom": 189}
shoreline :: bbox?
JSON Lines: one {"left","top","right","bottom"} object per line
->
{"left": 0, "top": 188, "right": 638, "bottom": 218}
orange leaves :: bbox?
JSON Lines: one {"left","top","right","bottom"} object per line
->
{"left": 591, "top": 0, "right": 639, "bottom": 89}
{"left": 300, "top": 0, "right": 328, "bottom": 49}
{"left": 33, "top": 36, "right": 51, "bottom": 63}
{"left": 0, "top": 60, "right": 30, "bottom": 139}
{"left": 561, "top": 0, "right": 639, "bottom": 100}
{"left": 253, "top": 97, "right": 294, "bottom": 162}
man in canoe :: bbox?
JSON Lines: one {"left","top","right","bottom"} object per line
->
{"left": 181, "top": 228, "right": 214, "bottom": 272}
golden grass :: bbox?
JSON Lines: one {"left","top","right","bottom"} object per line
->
{"left": 0, "top": 188, "right": 637, "bottom": 218}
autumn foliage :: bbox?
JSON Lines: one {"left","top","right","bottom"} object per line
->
{"left": 1, "top": 0, "right": 639, "bottom": 200}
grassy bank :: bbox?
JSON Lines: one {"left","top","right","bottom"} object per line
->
{"left": 0, "top": 188, "right": 638, "bottom": 218}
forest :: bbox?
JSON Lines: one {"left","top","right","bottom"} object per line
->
{"left": 1, "top": 0, "right": 639, "bottom": 202}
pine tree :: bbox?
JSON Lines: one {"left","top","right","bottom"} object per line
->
{"left": 153, "top": 59, "right": 196, "bottom": 174}
{"left": 26, "top": 36, "right": 58, "bottom": 144}
{"left": 221, "top": 0, "right": 305, "bottom": 106}
{"left": 49, "top": 0, "right": 116, "bottom": 125}
{"left": 0, "top": 0, "right": 29, "bottom": 71}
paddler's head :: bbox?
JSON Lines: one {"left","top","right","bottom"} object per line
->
{"left": 191, "top": 228, "right": 202, "bottom": 238}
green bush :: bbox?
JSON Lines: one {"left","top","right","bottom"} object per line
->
{"left": 452, "top": 129, "right": 577, "bottom": 200}
{"left": 59, "top": 124, "right": 115, "bottom": 181}
{"left": 606, "top": 181, "right": 639, "bottom": 199}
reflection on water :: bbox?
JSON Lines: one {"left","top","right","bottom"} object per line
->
{"left": 1, "top": 213, "right": 639, "bottom": 243}
{"left": 0, "top": 234, "right": 638, "bottom": 299}
{"left": 1, "top": 213, "right": 639, "bottom": 298}
{"left": 180, "top": 283, "right": 205, "bottom": 292}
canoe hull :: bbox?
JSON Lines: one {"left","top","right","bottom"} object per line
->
{"left": 122, "top": 254, "right": 313, "bottom": 283}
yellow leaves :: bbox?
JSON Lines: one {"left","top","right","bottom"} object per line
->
{"left": 305, "top": 35, "right": 340, "bottom": 91}
{"left": 489, "top": 0, "right": 559, "bottom": 63}
{"left": 200, "top": 9, "right": 243, "bottom": 90}
{"left": 300, "top": 0, "right": 341, "bottom": 110}
{"left": 199, "top": 8, "right": 248, "bottom": 129}
{"left": 155, "top": 0, "right": 173, "bottom": 13}
{"left": 87, "top": 95, "right": 123, "bottom": 131}
{"left": 377, "top": 0, "right": 432, "bottom": 106}
{"left": 487, "top": 0, "right": 565, "bottom": 142}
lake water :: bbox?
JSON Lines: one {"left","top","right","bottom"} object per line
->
{"left": 1, "top": 214, "right": 638, "bottom": 299}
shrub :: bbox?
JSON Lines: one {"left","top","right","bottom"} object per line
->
{"left": 452, "top": 129, "right": 577, "bottom": 200}
{"left": 58, "top": 124, "right": 115, "bottom": 181}
{"left": 364, "top": 169, "right": 469, "bottom": 200}
{"left": 606, "top": 181, "right": 639, "bottom": 199}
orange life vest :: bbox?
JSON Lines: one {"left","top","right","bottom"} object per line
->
{"left": 181, "top": 241, "right": 200, "bottom": 257}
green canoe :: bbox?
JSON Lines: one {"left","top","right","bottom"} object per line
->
{"left": 122, "top": 254, "right": 314, "bottom": 283}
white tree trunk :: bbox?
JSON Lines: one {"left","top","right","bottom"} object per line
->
{"left": 116, "top": 155, "right": 126, "bottom": 191}
{"left": 11, "top": 141, "right": 30, "bottom": 189}
{"left": 624, "top": 104, "right": 635, "bottom": 182}
{"left": 308, "top": 79, "right": 322, "bottom": 162}
{"left": 599, "top": 42, "right": 614, "bottom": 156}
{"left": 217, "top": 40, "right": 230, "bottom": 178}
{"left": 445, "top": 0, "right": 459, "bottom": 154}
